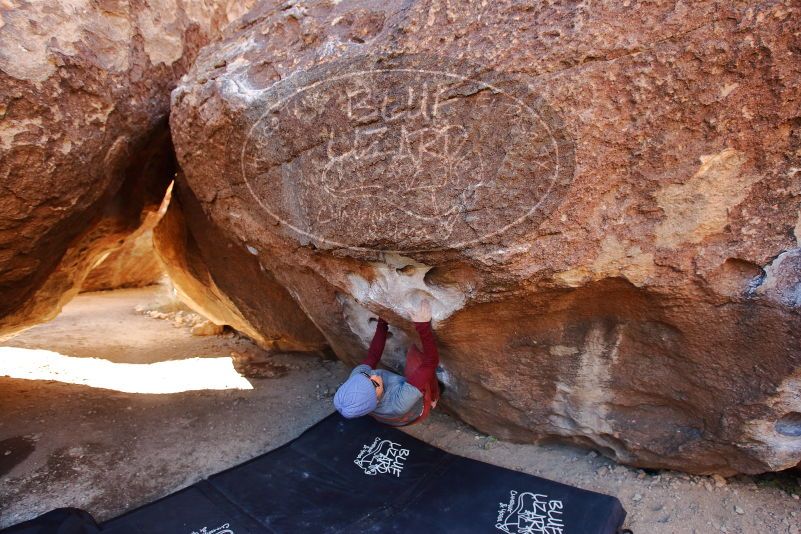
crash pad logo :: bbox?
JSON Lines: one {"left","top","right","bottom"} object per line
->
{"left": 190, "top": 523, "right": 233, "bottom": 534}
{"left": 495, "top": 490, "right": 565, "bottom": 534}
{"left": 354, "top": 437, "right": 410, "bottom": 476}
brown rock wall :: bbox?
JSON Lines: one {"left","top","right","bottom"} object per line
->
{"left": 0, "top": 0, "right": 255, "bottom": 338}
{"left": 166, "top": 0, "right": 801, "bottom": 473}
{"left": 152, "top": 180, "right": 328, "bottom": 351}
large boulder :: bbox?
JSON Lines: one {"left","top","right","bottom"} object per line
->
{"left": 168, "top": 0, "right": 801, "bottom": 474}
{"left": 0, "top": 0, "right": 255, "bottom": 338}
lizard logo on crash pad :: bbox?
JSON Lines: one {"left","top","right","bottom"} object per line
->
{"left": 190, "top": 522, "right": 234, "bottom": 534}
{"left": 354, "top": 436, "right": 410, "bottom": 477}
{"left": 495, "top": 490, "right": 565, "bottom": 534}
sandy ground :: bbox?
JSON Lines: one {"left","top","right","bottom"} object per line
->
{"left": 1, "top": 286, "right": 799, "bottom": 533}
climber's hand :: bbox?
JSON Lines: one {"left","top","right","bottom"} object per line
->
{"left": 409, "top": 298, "right": 432, "bottom": 322}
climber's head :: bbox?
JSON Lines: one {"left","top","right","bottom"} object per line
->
{"left": 333, "top": 371, "right": 383, "bottom": 418}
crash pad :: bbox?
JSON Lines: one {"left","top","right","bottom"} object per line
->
{"left": 6, "top": 414, "right": 628, "bottom": 534}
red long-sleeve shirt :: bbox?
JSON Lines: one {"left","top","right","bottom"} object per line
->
{"left": 360, "top": 317, "right": 439, "bottom": 394}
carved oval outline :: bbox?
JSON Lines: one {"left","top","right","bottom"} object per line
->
{"left": 240, "top": 59, "right": 572, "bottom": 253}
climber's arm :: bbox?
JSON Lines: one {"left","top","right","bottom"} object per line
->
{"left": 360, "top": 317, "right": 389, "bottom": 369}
{"left": 407, "top": 319, "right": 439, "bottom": 393}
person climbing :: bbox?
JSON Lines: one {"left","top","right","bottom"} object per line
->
{"left": 333, "top": 299, "right": 440, "bottom": 427}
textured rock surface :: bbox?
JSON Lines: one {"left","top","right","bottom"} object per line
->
{"left": 81, "top": 229, "right": 163, "bottom": 292}
{"left": 82, "top": 191, "right": 169, "bottom": 292}
{"left": 168, "top": 0, "right": 801, "bottom": 474}
{"left": 0, "top": 0, "right": 255, "bottom": 338}
{"left": 152, "top": 180, "right": 328, "bottom": 351}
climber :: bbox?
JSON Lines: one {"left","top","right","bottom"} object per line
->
{"left": 333, "top": 299, "right": 440, "bottom": 427}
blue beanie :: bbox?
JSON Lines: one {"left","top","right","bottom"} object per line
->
{"left": 334, "top": 373, "right": 377, "bottom": 418}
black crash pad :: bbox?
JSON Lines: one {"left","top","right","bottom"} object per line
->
{"left": 8, "top": 414, "right": 628, "bottom": 534}
{"left": 0, "top": 508, "right": 100, "bottom": 534}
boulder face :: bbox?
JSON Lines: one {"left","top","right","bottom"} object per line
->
{"left": 83, "top": 182, "right": 171, "bottom": 293}
{"left": 152, "top": 179, "right": 328, "bottom": 352}
{"left": 81, "top": 229, "right": 164, "bottom": 293}
{"left": 168, "top": 0, "right": 801, "bottom": 474}
{"left": 0, "top": 0, "right": 255, "bottom": 338}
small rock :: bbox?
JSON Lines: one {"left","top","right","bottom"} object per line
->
{"left": 480, "top": 436, "right": 497, "bottom": 450}
{"left": 632, "top": 493, "right": 642, "bottom": 502}
{"left": 734, "top": 505, "right": 744, "bottom": 515}
{"left": 791, "top": 493, "right": 799, "bottom": 500}
{"left": 587, "top": 451, "right": 598, "bottom": 458}
{"left": 712, "top": 474, "right": 727, "bottom": 488}
{"left": 191, "top": 320, "right": 225, "bottom": 336}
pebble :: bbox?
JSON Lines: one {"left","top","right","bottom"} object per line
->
{"left": 734, "top": 506, "right": 744, "bottom": 515}
{"left": 192, "top": 320, "right": 225, "bottom": 336}
{"left": 713, "top": 474, "right": 727, "bottom": 487}
{"left": 632, "top": 493, "right": 642, "bottom": 502}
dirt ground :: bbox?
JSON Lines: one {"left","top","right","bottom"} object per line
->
{"left": 0, "top": 286, "right": 799, "bottom": 533}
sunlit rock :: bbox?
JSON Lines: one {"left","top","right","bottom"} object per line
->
{"left": 167, "top": 0, "right": 799, "bottom": 474}
{"left": 0, "top": 0, "right": 256, "bottom": 338}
